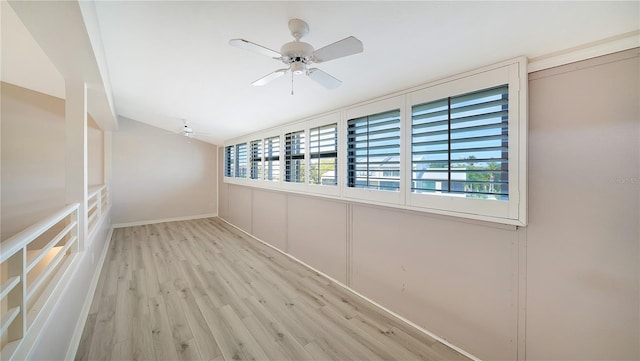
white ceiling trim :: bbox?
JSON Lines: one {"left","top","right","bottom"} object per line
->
{"left": 78, "top": 0, "right": 118, "bottom": 130}
{"left": 528, "top": 30, "right": 640, "bottom": 73}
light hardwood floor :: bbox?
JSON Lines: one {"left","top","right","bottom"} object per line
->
{"left": 76, "top": 218, "right": 471, "bottom": 361}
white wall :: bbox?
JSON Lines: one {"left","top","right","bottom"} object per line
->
{"left": 111, "top": 117, "right": 217, "bottom": 225}
{"left": 1, "top": 82, "right": 66, "bottom": 240}
{"left": 218, "top": 49, "right": 640, "bottom": 361}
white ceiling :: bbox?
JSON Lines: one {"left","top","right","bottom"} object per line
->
{"left": 4, "top": 1, "right": 640, "bottom": 145}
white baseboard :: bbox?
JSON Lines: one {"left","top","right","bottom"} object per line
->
{"left": 112, "top": 213, "right": 218, "bottom": 228}
{"left": 217, "top": 216, "right": 481, "bottom": 361}
{"left": 64, "top": 221, "right": 114, "bottom": 361}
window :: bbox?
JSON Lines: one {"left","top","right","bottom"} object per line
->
{"left": 223, "top": 58, "right": 526, "bottom": 225}
{"left": 224, "top": 145, "right": 235, "bottom": 177}
{"left": 411, "top": 85, "right": 508, "bottom": 200}
{"left": 347, "top": 109, "right": 401, "bottom": 191}
{"left": 285, "top": 131, "right": 305, "bottom": 183}
{"left": 309, "top": 123, "right": 338, "bottom": 185}
{"left": 264, "top": 136, "right": 280, "bottom": 181}
{"left": 407, "top": 60, "right": 525, "bottom": 224}
{"left": 235, "top": 143, "right": 247, "bottom": 178}
{"left": 250, "top": 140, "right": 263, "bottom": 180}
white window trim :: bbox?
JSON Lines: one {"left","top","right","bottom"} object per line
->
{"left": 224, "top": 57, "right": 527, "bottom": 226}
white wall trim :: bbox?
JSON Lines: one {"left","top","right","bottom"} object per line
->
{"left": 65, "top": 223, "right": 114, "bottom": 361}
{"left": 517, "top": 228, "right": 528, "bottom": 361}
{"left": 218, "top": 216, "right": 482, "bottom": 361}
{"left": 528, "top": 30, "right": 639, "bottom": 73}
{"left": 7, "top": 254, "right": 82, "bottom": 361}
{"left": 112, "top": 213, "right": 218, "bottom": 228}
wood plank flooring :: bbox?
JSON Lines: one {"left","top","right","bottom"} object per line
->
{"left": 76, "top": 218, "right": 471, "bottom": 361}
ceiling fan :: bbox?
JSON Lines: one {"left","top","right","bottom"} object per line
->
{"left": 178, "top": 119, "right": 209, "bottom": 139}
{"left": 229, "top": 18, "right": 363, "bottom": 90}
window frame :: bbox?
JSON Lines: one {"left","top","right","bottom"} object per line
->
{"left": 309, "top": 122, "right": 338, "bottom": 186}
{"left": 405, "top": 62, "right": 525, "bottom": 222}
{"left": 342, "top": 96, "right": 405, "bottom": 205}
{"left": 307, "top": 113, "right": 341, "bottom": 196}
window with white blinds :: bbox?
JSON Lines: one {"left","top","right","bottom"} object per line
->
{"left": 250, "top": 140, "right": 263, "bottom": 180}
{"left": 347, "top": 109, "right": 401, "bottom": 191}
{"left": 264, "top": 136, "right": 280, "bottom": 181}
{"left": 235, "top": 143, "right": 247, "bottom": 178}
{"left": 411, "top": 85, "right": 509, "bottom": 200}
{"left": 224, "top": 145, "right": 235, "bottom": 177}
{"left": 309, "top": 123, "right": 338, "bottom": 185}
{"left": 285, "top": 131, "right": 305, "bottom": 183}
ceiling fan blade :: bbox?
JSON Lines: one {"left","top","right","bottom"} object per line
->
{"left": 192, "top": 132, "right": 214, "bottom": 137}
{"left": 251, "top": 68, "right": 289, "bottom": 86}
{"left": 307, "top": 68, "right": 342, "bottom": 89}
{"left": 229, "top": 38, "right": 281, "bottom": 59}
{"left": 313, "top": 36, "right": 363, "bottom": 63}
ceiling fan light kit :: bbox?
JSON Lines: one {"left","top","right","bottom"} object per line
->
{"left": 229, "top": 18, "right": 363, "bottom": 92}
